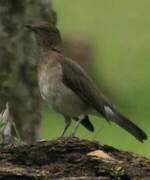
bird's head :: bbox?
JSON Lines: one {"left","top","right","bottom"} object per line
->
{"left": 26, "top": 21, "right": 62, "bottom": 50}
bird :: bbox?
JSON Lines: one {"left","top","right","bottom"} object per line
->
{"left": 26, "top": 21, "right": 147, "bottom": 142}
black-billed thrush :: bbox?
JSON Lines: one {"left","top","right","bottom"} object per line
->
{"left": 26, "top": 21, "right": 147, "bottom": 142}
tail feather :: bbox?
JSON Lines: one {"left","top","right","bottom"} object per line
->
{"left": 81, "top": 115, "right": 94, "bottom": 132}
{"left": 74, "top": 115, "right": 94, "bottom": 132}
{"left": 104, "top": 106, "right": 147, "bottom": 142}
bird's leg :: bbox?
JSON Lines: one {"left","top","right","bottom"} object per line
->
{"left": 60, "top": 116, "right": 71, "bottom": 137}
{"left": 71, "top": 117, "right": 83, "bottom": 137}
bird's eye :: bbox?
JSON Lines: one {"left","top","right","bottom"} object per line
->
{"left": 37, "top": 27, "right": 49, "bottom": 33}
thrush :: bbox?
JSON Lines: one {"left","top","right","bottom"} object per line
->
{"left": 26, "top": 21, "right": 147, "bottom": 142}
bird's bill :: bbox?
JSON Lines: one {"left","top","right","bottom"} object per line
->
{"left": 26, "top": 24, "right": 36, "bottom": 32}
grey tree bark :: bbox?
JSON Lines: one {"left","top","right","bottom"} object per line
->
{"left": 0, "top": 0, "right": 56, "bottom": 143}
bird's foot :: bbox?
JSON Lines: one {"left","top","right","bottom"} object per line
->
{"left": 69, "top": 132, "right": 77, "bottom": 139}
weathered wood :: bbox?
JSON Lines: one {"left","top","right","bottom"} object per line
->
{"left": 0, "top": 138, "right": 149, "bottom": 180}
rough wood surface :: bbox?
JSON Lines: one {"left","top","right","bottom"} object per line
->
{"left": 0, "top": 138, "right": 149, "bottom": 180}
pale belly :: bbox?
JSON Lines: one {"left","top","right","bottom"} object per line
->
{"left": 39, "top": 75, "right": 89, "bottom": 117}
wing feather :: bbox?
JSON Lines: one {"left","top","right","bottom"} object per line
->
{"left": 59, "top": 57, "right": 111, "bottom": 117}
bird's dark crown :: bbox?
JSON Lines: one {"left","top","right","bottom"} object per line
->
{"left": 26, "top": 21, "right": 62, "bottom": 50}
{"left": 26, "top": 21, "right": 58, "bottom": 34}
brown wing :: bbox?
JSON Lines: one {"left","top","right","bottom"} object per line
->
{"left": 59, "top": 57, "right": 112, "bottom": 117}
{"left": 58, "top": 57, "right": 147, "bottom": 142}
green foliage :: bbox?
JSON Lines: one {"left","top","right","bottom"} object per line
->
{"left": 0, "top": 120, "right": 5, "bottom": 129}
{"left": 110, "top": 166, "right": 125, "bottom": 180}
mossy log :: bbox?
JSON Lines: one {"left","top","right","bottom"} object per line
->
{"left": 0, "top": 138, "right": 149, "bottom": 180}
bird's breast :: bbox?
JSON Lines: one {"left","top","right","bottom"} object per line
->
{"left": 38, "top": 59, "right": 63, "bottom": 105}
{"left": 38, "top": 60, "right": 88, "bottom": 117}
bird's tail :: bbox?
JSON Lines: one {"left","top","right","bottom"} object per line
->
{"left": 74, "top": 115, "right": 94, "bottom": 132}
{"left": 104, "top": 106, "right": 147, "bottom": 142}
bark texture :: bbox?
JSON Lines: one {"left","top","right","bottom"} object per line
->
{"left": 0, "top": 138, "right": 149, "bottom": 180}
{"left": 0, "top": 0, "right": 56, "bottom": 143}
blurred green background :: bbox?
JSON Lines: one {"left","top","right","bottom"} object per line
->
{"left": 41, "top": 0, "right": 150, "bottom": 156}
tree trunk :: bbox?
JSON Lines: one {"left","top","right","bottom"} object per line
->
{"left": 0, "top": 138, "right": 149, "bottom": 180}
{"left": 0, "top": 0, "right": 56, "bottom": 143}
